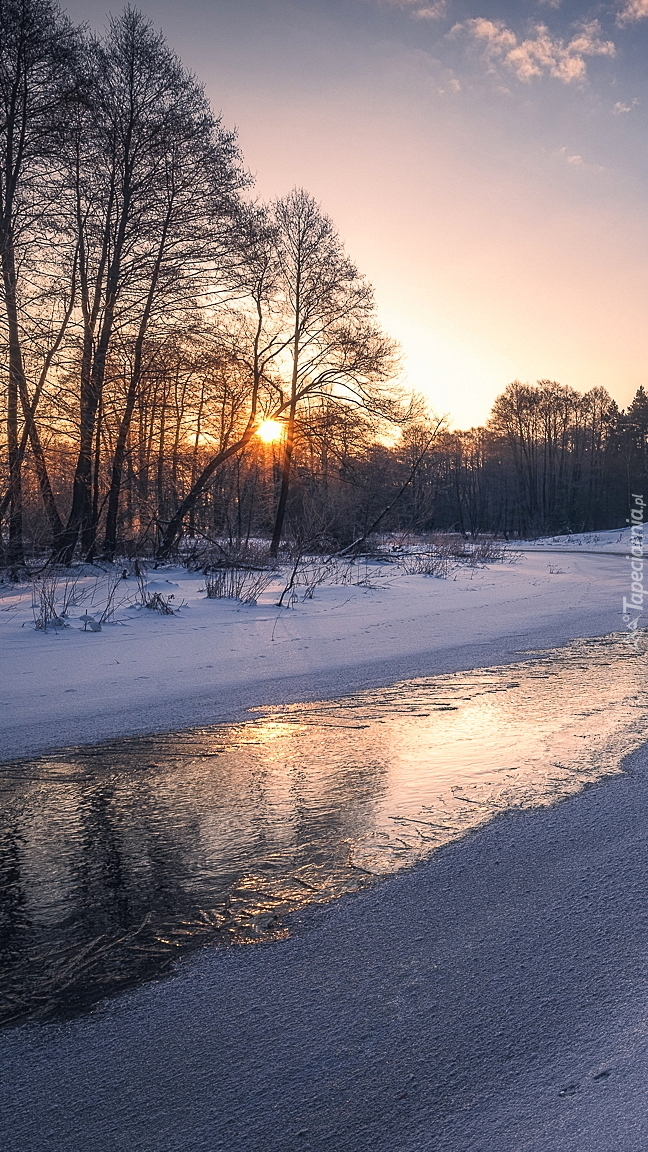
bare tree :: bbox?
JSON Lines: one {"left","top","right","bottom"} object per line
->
{"left": 154, "top": 205, "right": 289, "bottom": 559}
{"left": 267, "top": 189, "right": 399, "bottom": 556}
{"left": 154, "top": 195, "right": 401, "bottom": 559}
{"left": 98, "top": 25, "right": 246, "bottom": 561}
{"left": 54, "top": 8, "right": 246, "bottom": 563}
{"left": 0, "top": 0, "right": 77, "bottom": 565}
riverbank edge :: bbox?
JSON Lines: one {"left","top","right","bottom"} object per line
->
{"left": 1, "top": 604, "right": 621, "bottom": 762}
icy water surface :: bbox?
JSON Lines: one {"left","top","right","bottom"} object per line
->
{"left": 1, "top": 634, "right": 647, "bottom": 1026}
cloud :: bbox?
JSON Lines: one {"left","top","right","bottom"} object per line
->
{"left": 414, "top": 4, "right": 447, "bottom": 17}
{"left": 377, "top": 0, "right": 447, "bottom": 17}
{"left": 437, "top": 74, "right": 462, "bottom": 93}
{"left": 455, "top": 18, "right": 615, "bottom": 84}
{"left": 613, "top": 98, "right": 639, "bottom": 113}
{"left": 616, "top": 0, "right": 648, "bottom": 24}
{"left": 557, "top": 147, "right": 583, "bottom": 164}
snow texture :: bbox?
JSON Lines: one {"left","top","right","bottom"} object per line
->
{"left": 2, "top": 739, "right": 648, "bottom": 1151}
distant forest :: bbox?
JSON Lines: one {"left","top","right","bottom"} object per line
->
{"left": 1, "top": 1, "right": 646, "bottom": 568}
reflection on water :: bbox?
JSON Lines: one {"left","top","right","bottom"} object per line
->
{"left": 1, "top": 635, "right": 646, "bottom": 1026}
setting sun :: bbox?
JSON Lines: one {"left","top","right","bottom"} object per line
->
{"left": 256, "top": 419, "right": 284, "bottom": 444}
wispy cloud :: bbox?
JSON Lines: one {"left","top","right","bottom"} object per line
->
{"left": 557, "top": 146, "right": 583, "bottom": 164}
{"left": 553, "top": 147, "right": 606, "bottom": 174}
{"left": 616, "top": 0, "right": 648, "bottom": 25}
{"left": 454, "top": 18, "right": 615, "bottom": 84}
{"left": 377, "top": 0, "right": 447, "bottom": 18}
{"left": 438, "top": 74, "right": 462, "bottom": 93}
{"left": 613, "top": 98, "right": 639, "bottom": 113}
{"left": 415, "top": 4, "right": 447, "bottom": 17}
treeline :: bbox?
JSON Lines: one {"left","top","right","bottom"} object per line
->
{"left": 198, "top": 378, "right": 645, "bottom": 546}
{"left": 1, "top": 2, "right": 645, "bottom": 568}
{"left": 412, "top": 381, "right": 648, "bottom": 539}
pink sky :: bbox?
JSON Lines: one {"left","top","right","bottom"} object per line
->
{"left": 65, "top": 0, "right": 648, "bottom": 427}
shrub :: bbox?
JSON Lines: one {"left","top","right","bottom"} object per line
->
{"left": 401, "top": 550, "right": 451, "bottom": 579}
{"left": 205, "top": 566, "right": 274, "bottom": 605}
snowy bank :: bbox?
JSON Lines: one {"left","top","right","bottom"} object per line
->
{"left": 0, "top": 529, "right": 633, "bottom": 759}
{"left": 3, "top": 736, "right": 648, "bottom": 1151}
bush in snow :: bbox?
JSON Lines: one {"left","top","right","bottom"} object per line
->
{"left": 401, "top": 550, "right": 451, "bottom": 579}
{"left": 205, "top": 567, "right": 274, "bottom": 605}
{"left": 31, "top": 574, "right": 68, "bottom": 631}
{"left": 135, "top": 571, "right": 181, "bottom": 613}
{"left": 31, "top": 571, "right": 89, "bottom": 631}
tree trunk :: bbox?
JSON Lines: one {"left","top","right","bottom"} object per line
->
{"left": 156, "top": 422, "right": 258, "bottom": 559}
{"left": 2, "top": 242, "right": 26, "bottom": 567}
{"left": 0, "top": 255, "right": 76, "bottom": 536}
{"left": 156, "top": 390, "right": 168, "bottom": 525}
{"left": 103, "top": 213, "right": 171, "bottom": 560}
{"left": 58, "top": 167, "right": 130, "bottom": 564}
{"left": 103, "top": 378, "right": 140, "bottom": 561}
{"left": 188, "top": 381, "right": 206, "bottom": 540}
{"left": 84, "top": 395, "right": 103, "bottom": 562}
{"left": 270, "top": 285, "right": 301, "bottom": 558}
{"left": 269, "top": 402, "right": 296, "bottom": 557}
{"left": 57, "top": 365, "right": 101, "bottom": 563}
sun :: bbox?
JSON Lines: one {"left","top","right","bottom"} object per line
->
{"left": 256, "top": 419, "right": 284, "bottom": 444}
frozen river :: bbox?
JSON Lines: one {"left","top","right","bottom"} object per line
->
{"left": 1, "top": 633, "right": 645, "bottom": 1025}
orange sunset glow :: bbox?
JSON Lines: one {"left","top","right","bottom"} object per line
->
{"left": 64, "top": 0, "right": 648, "bottom": 428}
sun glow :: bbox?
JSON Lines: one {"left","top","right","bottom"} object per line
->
{"left": 256, "top": 419, "right": 284, "bottom": 444}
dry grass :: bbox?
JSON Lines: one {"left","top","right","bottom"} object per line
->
{"left": 205, "top": 566, "right": 274, "bottom": 605}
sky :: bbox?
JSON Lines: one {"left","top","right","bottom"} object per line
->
{"left": 62, "top": 0, "right": 648, "bottom": 428}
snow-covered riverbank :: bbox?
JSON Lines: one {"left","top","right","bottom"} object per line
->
{"left": 0, "top": 529, "right": 632, "bottom": 759}
{"left": 3, "top": 734, "right": 648, "bottom": 1152}
{"left": 2, "top": 528, "right": 646, "bottom": 1151}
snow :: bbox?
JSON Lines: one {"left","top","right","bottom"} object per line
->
{"left": 512, "top": 526, "right": 633, "bottom": 553}
{"left": 1, "top": 530, "right": 646, "bottom": 1150}
{"left": 4, "top": 739, "right": 648, "bottom": 1152}
{"left": 0, "top": 532, "right": 632, "bottom": 760}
